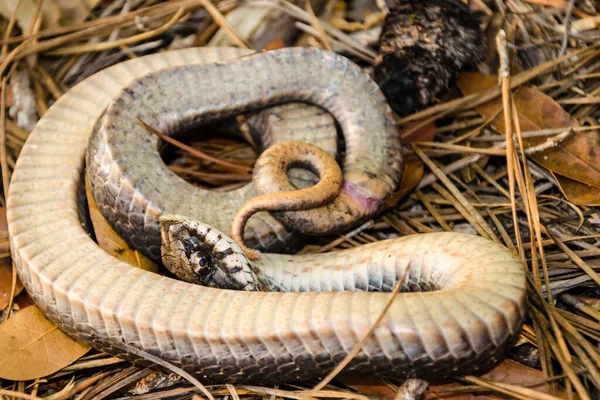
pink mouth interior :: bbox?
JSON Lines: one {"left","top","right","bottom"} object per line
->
{"left": 341, "top": 181, "right": 383, "bottom": 214}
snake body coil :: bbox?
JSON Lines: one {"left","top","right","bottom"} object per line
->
{"left": 7, "top": 47, "right": 526, "bottom": 383}
{"left": 87, "top": 47, "right": 402, "bottom": 262}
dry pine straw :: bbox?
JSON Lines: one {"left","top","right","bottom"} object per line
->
{"left": 0, "top": 0, "right": 599, "bottom": 399}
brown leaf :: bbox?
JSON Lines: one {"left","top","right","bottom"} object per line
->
{"left": 402, "top": 119, "right": 436, "bottom": 143}
{"left": 0, "top": 207, "right": 22, "bottom": 310}
{"left": 473, "top": 359, "right": 572, "bottom": 399}
{"left": 384, "top": 156, "right": 424, "bottom": 208}
{"left": 552, "top": 173, "right": 600, "bottom": 206}
{"left": 340, "top": 360, "right": 573, "bottom": 399}
{"left": 0, "top": 305, "right": 90, "bottom": 380}
{"left": 458, "top": 73, "right": 600, "bottom": 204}
{"left": 0, "top": 206, "right": 7, "bottom": 231}
{"left": 337, "top": 374, "right": 476, "bottom": 400}
{"left": 86, "top": 177, "right": 158, "bottom": 272}
{"left": 336, "top": 374, "right": 398, "bottom": 399}
{"left": 263, "top": 38, "right": 285, "bottom": 50}
{"left": 425, "top": 383, "right": 476, "bottom": 400}
{"left": 0, "top": 258, "right": 23, "bottom": 310}
{"left": 429, "top": 360, "right": 573, "bottom": 399}
{"left": 5, "top": 85, "right": 12, "bottom": 109}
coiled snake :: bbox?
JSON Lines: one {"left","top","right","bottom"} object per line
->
{"left": 7, "top": 47, "right": 526, "bottom": 384}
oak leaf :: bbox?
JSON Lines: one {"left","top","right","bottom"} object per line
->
{"left": 0, "top": 207, "right": 22, "bottom": 310}
{"left": 0, "top": 258, "right": 23, "bottom": 310}
{"left": 339, "top": 360, "right": 572, "bottom": 399}
{"left": 0, "top": 305, "right": 90, "bottom": 380}
{"left": 458, "top": 73, "right": 600, "bottom": 205}
{"left": 384, "top": 156, "right": 424, "bottom": 208}
{"left": 85, "top": 178, "right": 157, "bottom": 272}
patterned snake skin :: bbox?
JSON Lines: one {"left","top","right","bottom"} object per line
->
{"left": 7, "top": 47, "right": 526, "bottom": 384}
{"left": 86, "top": 48, "right": 403, "bottom": 262}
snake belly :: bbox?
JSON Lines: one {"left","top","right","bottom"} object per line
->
{"left": 7, "top": 47, "right": 526, "bottom": 384}
{"left": 86, "top": 47, "right": 403, "bottom": 262}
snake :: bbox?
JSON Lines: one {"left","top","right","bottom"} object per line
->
{"left": 86, "top": 47, "right": 402, "bottom": 262}
{"left": 7, "top": 47, "right": 527, "bottom": 384}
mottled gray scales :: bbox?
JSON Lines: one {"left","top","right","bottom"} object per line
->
{"left": 87, "top": 48, "right": 402, "bottom": 263}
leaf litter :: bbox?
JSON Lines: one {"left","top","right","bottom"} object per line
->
{"left": 0, "top": 0, "right": 599, "bottom": 399}
{"left": 458, "top": 73, "right": 600, "bottom": 205}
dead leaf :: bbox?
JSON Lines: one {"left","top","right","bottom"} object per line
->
{"left": 338, "top": 374, "right": 477, "bottom": 400}
{"left": 0, "top": 305, "right": 90, "bottom": 380}
{"left": 0, "top": 0, "right": 101, "bottom": 31}
{"left": 340, "top": 360, "right": 573, "bottom": 400}
{"left": 379, "top": 120, "right": 432, "bottom": 208}
{"left": 5, "top": 84, "right": 12, "bottom": 109}
{"left": 472, "top": 359, "right": 572, "bottom": 399}
{"left": 402, "top": 119, "right": 436, "bottom": 143}
{"left": 336, "top": 374, "right": 399, "bottom": 399}
{"left": 0, "top": 207, "right": 21, "bottom": 310}
{"left": 458, "top": 73, "right": 600, "bottom": 205}
{"left": 0, "top": 206, "right": 7, "bottom": 231}
{"left": 552, "top": 173, "right": 600, "bottom": 206}
{"left": 425, "top": 383, "right": 476, "bottom": 400}
{"left": 429, "top": 360, "right": 573, "bottom": 399}
{"left": 384, "top": 156, "right": 424, "bottom": 208}
{"left": 0, "top": 258, "right": 23, "bottom": 310}
{"left": 86, "top": 177, "right": 158, "bottom": 272}
{"left": 263, "top": 38, "right": 285, "bottom": 50}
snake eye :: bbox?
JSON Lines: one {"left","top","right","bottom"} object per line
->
{"left": 190, "top": 252, "right": 211, "bottom": 275}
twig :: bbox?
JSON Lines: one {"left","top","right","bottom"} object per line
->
{"left": 0, "top": 1, "right": 200, "bottom": 61}
{"left": 416, "top": 142, "right": 506, "bottom": 156}
{"left": 136, "top": 117, "right": 253, "bottom": 173}
{"left": 252, "top": 0, "right": 376, "bottom": 62}
{"left": 0, "top": 0, "right": 197, "bottom": 46}
{"left": 1, "top": 0, "right": 22, "bottom": 57}
{"left": 226, "top": 384, "right": 241, "bottom": 400}
{"left": 118, "top": 344, "right": 215, "bottom": 400}
{"left": 558, "top": 0, "right": 576, "bottom": 57}
{"left": 524, "top": 128, "right": 574, "bottom": 154}
{"left": 294, "top": 23, "right": 373, "bottom": 63}
{"left": 399, "top": 42, "right": 600, "bottom": 124}
{"left": 0, "top": 390, "right": 43, "bottom": 400}
{"left": 309, "top": 220, "right": 374, "bottom": 253}
{"left": 311, "top": 272, "right": 407, "bottom": 391}
{"left": 196, "top": 0, "right": 253, "bottom": 49}
{"left": 239, "top": 386, "right": 369, "bottom": 400}
{"left": 497, "top": 30, "right": 522, "bottom": 254}
{"left": 0, "top": 78, "right": 8, "bottom": 205}
{"left": 413, "top": 145, "right": 498, "bottom": 240}
{"left": 462, "top": 376, "right": 566, "bottom": 400}
{"left": 48, "top": 8, "right": 186, "bottom": 55}
{"left": 305, "top": 0, "right": 332, "bottom": 51}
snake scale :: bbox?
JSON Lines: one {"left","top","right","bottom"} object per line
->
{"left": 87, "top": 47, "right": 402, "bottom": 262}
{"left": 7, "top": 47, "right": 527, "bottom": 384}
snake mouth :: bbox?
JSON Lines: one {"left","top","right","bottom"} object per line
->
{"left": 341, "top": 180, "right": 386, "bottom": 215}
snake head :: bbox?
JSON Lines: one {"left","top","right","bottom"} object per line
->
{"left": 159, "top": 215, "right": 269, "bottom": 291}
